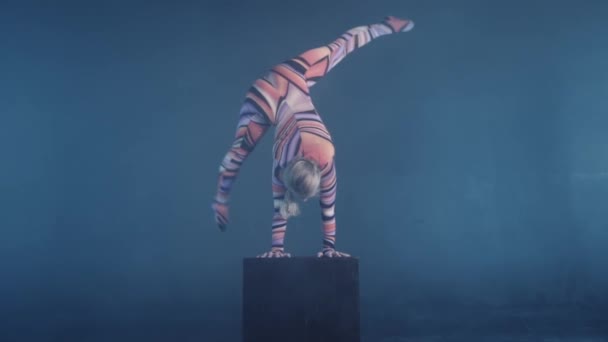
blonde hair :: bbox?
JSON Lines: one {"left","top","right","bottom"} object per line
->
{"left": 279, "top": 158, "right": 321, "bottom": 219}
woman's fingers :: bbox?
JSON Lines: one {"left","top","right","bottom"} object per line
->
{"left": 256, "top": 250, "right": 291, "bottom": 258}
{"left": 317, "top": 249, "right": 351, "bottom": 258}
{"left": 212, "top": 202, "right": 230, "bottom": 231}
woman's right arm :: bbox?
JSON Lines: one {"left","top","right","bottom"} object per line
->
{"left": 213, "top": 101, "right": 272, "bottom": 230}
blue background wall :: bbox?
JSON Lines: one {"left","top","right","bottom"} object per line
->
{"left": 1, "top": 0, "right": 607, "bottom": 340}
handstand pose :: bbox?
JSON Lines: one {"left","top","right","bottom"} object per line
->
{"left": 212, "top": 16, "right": 415, "bottom": 258}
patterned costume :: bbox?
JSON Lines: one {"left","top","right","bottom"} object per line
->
{"left": 213, "top": 16, "right": 415, "bottom": 256}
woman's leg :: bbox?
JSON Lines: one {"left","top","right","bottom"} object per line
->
{"left": 293, "top": 16, "right": 414, "bottom": 87}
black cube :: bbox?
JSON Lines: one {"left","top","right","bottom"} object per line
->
{"left": 242, "top": 257, "right": 360, "bottom": 342}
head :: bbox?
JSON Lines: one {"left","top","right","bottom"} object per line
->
{"left": 279, "top": 158, "right": 321, "bottom": 219}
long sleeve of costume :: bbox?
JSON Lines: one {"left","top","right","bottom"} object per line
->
{"left": 214, "top": 101, "right": 271, "bottom": 205}
{"left": 319, "top": 159, "right": 338, "bottom": 249}
{"left": 270, "top": 163, "right": 288, "bottom": 249}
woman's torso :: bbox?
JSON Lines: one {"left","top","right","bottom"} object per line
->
{"left": 251, "top": 60, "right": 335, "bottom": 171}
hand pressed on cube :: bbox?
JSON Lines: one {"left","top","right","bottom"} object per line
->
{"left": 317, "top": 248, "right": 351, "bottom": 258}
{"left": 257, "top": 247, "right": 292, "bottom": 258}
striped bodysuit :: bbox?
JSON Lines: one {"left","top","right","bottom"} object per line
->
{"left": 214, "top": 16, "right": 414, "bottom": 253}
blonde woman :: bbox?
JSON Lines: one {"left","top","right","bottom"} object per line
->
{"left": 212, "top": 16, "right": 415, "bottom": 258}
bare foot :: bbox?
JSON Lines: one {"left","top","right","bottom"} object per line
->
{"left": 257, "top": 249, "right": 291, "bottom": 258}
{"left": 317, "top": 248, "right": 351, "bottom": 258}
{"left": 383, "top": 16, "right": 415, "bottom": 33}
